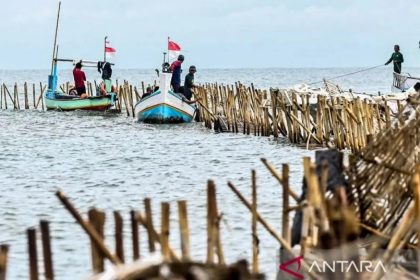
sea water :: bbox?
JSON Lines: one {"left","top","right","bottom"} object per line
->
{"left": 0, "top": 67, "right": 417, "bottom": 279}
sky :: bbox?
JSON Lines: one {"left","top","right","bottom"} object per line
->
{"left": 1, "top": 0, "right": 420, "bottom": 69}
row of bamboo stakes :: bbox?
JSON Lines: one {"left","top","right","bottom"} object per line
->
{"left": 0, "top": 156, "right": 321, "bottom": 280}
{"left": 194, "top": 82, "right": 400, "bottom": 152}
{"left": 2, "top": 150, "right": 419, "bottom": 279}
{"left": 0, "top": 80, "right": 398, "bottom": 152}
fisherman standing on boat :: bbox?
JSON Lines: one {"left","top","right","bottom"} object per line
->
{"left": 385, "top": 45, "right": 404, "bottom": 74}
{"left": 170, "top": 54, "right": 184, "bottom": 92}
{"left": 183, "top": 65, "right": 197, "bottom": 101}
{"left": 73, "top": 62, "right": 87, "bottom": 99}
{"left": 98, "top": 62, "right": 117, "bottom": 95}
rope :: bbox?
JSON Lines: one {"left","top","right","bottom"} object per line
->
{"left": 307, "top": 64, "right": 385, "bottom": 85}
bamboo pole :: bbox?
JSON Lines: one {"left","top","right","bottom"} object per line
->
{"left": 130, "top": 210, "right": 140, "bottom": 261}
{"left": 136, "top": 213, "right": 179, "bottom": 261}
{"left": 412, "top": 164, "right": 420, "bottom": 275}
{"left": 88, "top": 208, "right": 105, "bottom": 273}
{"left": 251, "top": 170, "right": 259, "bottom": 273}
{"left": 32, "top": 84, "right": 36, "bottom": 109}
{"left": 55, "top": 191, "right": 121, "bottom": 265}
{"left": 160, "top": 202, "right": 170, "bottom": 261}
{"left": 2, "top": 84, "right": 14, "bottom": 109}
{"left": 35, "top": 83, "right": 46, "bottom": 110}
{"left": 129, "top": 85, "right": 135, "bottom": 117}
{"left": 370, "top": 204, "right": 415, "bottom": 280}
{"left": 206, "top": 180, "right": 216, "bottom": 264}
{"left": 260, "top": 158, "right": 299, "bottom": 202}
{"left": 227, "top": 181, "right": 319, "bottom": 279}
{"left": 0, "top": 245, "right": 9, "bottom": 280}
{"left": 40, "top": 221, "right": 54, "bottom": 280}
{"left": 114, "top": 211, "right": 125, "bottom": 263}
{"left": 24, "top": 82, "right": 29, "bottom": 109}
{"left": 177, "top": 200, "right": 190, "bottom": 261}
{"left": 122, "top": 86, "right": 130, "bottom": 117}
{"left": 270, "top": 90, "right": 279, "bottom": 138}
{"left": 0, "top": 85, "right": 3, "bottom": 110}
{"left": 282, "top": 164, "right": 291, "bottom": 245}
{"left": 14, "top": 83, "right": 20, "bottom": 110}
{"left": 27, "top": 228, "right": 39, "bottom": 280}
{"left": 144, "top": 198, "right": 156, "bottom": 252}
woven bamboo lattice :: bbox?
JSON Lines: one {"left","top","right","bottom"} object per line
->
{"left": 348, "top": 98, "right": 420, "bottom": 238}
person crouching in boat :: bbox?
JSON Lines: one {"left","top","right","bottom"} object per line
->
{"left": 179, "top": 65, "right": 198, "bottom": 105}
{"left": 99, "top": 62, "right": 117, "bottom": 95}
{"left": 170, "top": 54, "right": 184, "bottom": 93}
{"left": 142, "top": 86, "right": 153, "bottom": 99}
{"left": 385, "top": 45, "right": 404, "bottom": 74}
{"left": 73, "top": 62, "right": 87, "bottom": 99}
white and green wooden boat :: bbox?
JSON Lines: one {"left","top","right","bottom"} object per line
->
{"left": 45, "top": 2, "right": 116, "bottom": 111}
{"left": 45, "top": 60, "right": 116, "bottom": 111}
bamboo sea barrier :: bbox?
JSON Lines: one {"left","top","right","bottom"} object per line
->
{"left": 193, "top": 81, "right": 408, "bottom": 152}
{"left": 3, "top": 119, "right": 420, "bottom": 280}
{"left": 0, "top": 79, "right": 413, "bottom": 153}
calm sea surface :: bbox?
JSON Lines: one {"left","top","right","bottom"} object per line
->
{"left": 0, "top": 67, "right": 418, "bottom": 279}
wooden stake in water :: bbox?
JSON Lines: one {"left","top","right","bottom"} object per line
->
{"left": 282, "top": 164, "right": 291, "bottom": 245}
{"left": 0, "top": 85, "right": 3, "bottom": 110}
{"left": 0, "top": 245, "right": 9, "bottom": 280}
{"left": 88, "top": 208, "right": 105, "bottom": 273}
{"left": 136, "top": 213, "right": 179, "bottom": 261}
{"left": 114, "top": 211, "right": 125, "bottom": 263}
{"left": 55, "top": 191, "right": 121, "bottom": 265}
{"left": 144, "top": 198, "right": 156, "bottom": 252}
{"left": 160, "top": 202, "right": 170, "bottom": 261}
{"left": 32, "top": 84, "right": 36, "bottom": 109}
{"left": 40, "top": 220, "right": 54, "bottom": 280}
{"left": 206, "top": 180, "right": 216, "bottom": 264}
{"left": 227, "top": 181, "right": 319, "bottom": 279}
{"left": 130, "top": 210, "right": 140, "bottom": 261}
{"left": 27, "top": 228, "right": 39, "bottom": 280}
{"left": 24, "top": 82, "right": 29, "bottom": 109}
{"left": 177, "top": 200, "right": 190, "bottom": 261}
{"left": 251, "top": 170, "right": 259, "bottom": 273}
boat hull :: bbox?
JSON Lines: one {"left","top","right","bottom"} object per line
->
{"left": 45, "top": 94, "right": 116, "bottom": 111}
{"left": 135, "top": 90, "right": 196, "bottom": 123}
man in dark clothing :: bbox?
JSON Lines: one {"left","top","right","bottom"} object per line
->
{"left": 385, "top": 45, "right": 404, "bottom": 74}
{"left": 170, "top": 54, "right": 184, "bottom": 92}
{"left": 183, "top": 65, "right": 197, "bottom": 100}
{"left": 73, "top": 62, "right": 87, "bottom": 98}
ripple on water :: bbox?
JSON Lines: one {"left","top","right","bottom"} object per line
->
{"left": 0, "top": 109, "right": 314, "bottom": 280}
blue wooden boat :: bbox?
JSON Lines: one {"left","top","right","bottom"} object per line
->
{"left": 134, "top": 72, "right": 196, "bottom": 123}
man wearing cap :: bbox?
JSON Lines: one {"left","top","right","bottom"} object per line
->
{"left": 183, "top": 65, "right": 197, "bottom": 101}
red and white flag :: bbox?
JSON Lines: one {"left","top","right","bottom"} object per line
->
{"left": 168, "top": 40, "right": 181, "bottom": 63}
{"left": 105, "top": 40, "right": 116, "bottom": 59}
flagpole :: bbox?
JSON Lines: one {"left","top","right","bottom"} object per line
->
{"left": 104, "top": 36, "right": 108, "bottom": 63}
{"left": 50, "top": 1, "right": 61, "bottom": 75}
{"left": 167, "top": 36, "right": 170, "bottom": 63}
